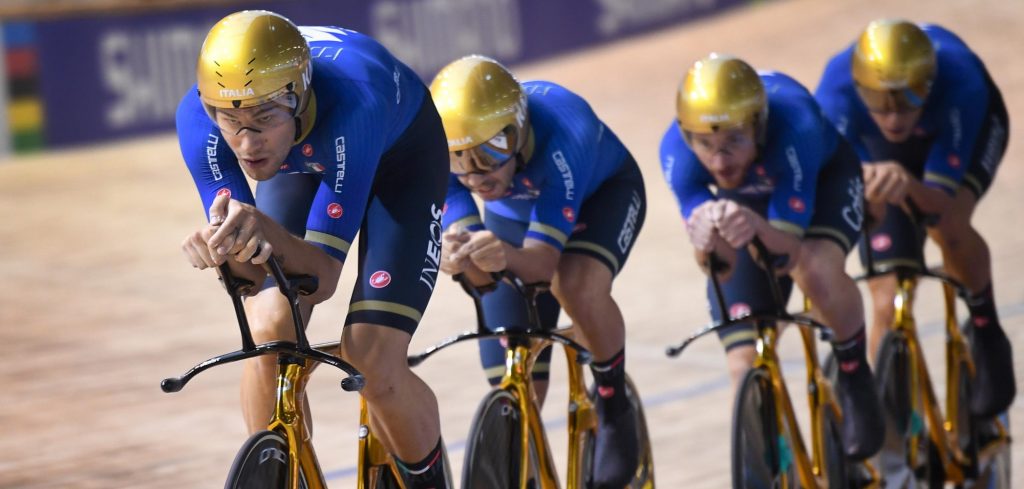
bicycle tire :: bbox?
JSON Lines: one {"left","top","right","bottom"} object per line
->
{"left": 874, "top": 331, "right": 942, "bottom": 488}
{"left": 225, "top": 430, "right": 308, "bottom": 489}
{"left": 821, "top": 403, "right": 849, "bottom": 488}
{"left": 956, "top": 325, "right": 1013, "bottom": 489}
{"left": 462, "top": 388, "right": 540, "bottom": 489}
{"left": 732, "top": 367, "right": 794, "bottom": 489}
{"left": 970, "top": 414, "right": 1012, "bottom": 489}
{"left": 581, "top": 375, "right": 656, "bottom": 488}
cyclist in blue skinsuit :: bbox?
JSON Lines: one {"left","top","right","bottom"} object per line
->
{"left": 816, "top": 19, "right": 1015, "bottom": 419}
{"left": 432, "top": 55, "right": 646, "bottom": 488}
{"left": 176, "top": 11, "right": 451, "bottom": 487}
{"left": 660, "top": 54, "right": 884, "bottom": 460}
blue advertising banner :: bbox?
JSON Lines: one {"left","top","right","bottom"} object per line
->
{"left": 24, "top": 0, "right": 748, "bottom": 148}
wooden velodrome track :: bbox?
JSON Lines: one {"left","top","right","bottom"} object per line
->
{"left": 2, "top": 0, "right": 1022, "bottom": 487}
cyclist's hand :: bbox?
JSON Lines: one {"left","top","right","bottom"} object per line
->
{"left": 863, "top": 161, "right": 911, "bottom": 205}
{"left": 452, "top": 230, "right": 507, "bottom": 272}
{"left": 441, "top": 227, "right": 471, "bottom": 275}
{"left": 181, "top": 223, "right": 220, "bottom": 269}
{"left": 686, "top": 200, "right": 719, "bottom": 252}
{"left": 207, "top": 192, "right": 270, "bottom": 265}
{"left": 713, "top": 200, "right": 758, "bottom": 248}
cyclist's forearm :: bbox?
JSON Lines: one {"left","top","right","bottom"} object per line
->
{"left": 505, "top": 239, "right": 560, "bottom": 283}
{"left": 258, "top": 214, "right": 342, "bottom": 303}
{"left": 754, "top": 218, "right": 802, "bottom": 262}
{"left": 906, "top": 179, "right": 953, "bottom": 216}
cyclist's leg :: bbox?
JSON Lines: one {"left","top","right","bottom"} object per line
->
{"left": 707, "top": 244, "right": 791, "bottom": 386}
{"left": 927, "top": 87, "right": 1013, "bottom": 418}
{"left": 339, "top": 95, "right": 452, "bottom": 487}
{"left": 477, "top": 209, "right": 557, "bottom": 404}
{"left": 553, "top": 156, "right": 645, "bottom": 487}
{"left": 858, "top": 201, "right": 925, "bottom": 359}
{"left": 239, "top": 172, "right": 320, "bottom": 433}
{"left": 801, "top": 143, "right": 885, "bottom": 459}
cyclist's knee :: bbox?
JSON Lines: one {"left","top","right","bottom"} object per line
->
{"left": 245, "top": 291, "right": 302, "bottom": 343}
{"left": 340, "top": 323, "right": 413, "bottom": 402}
{"left": 793, "top": 241, "right": 846, "bottom": 302}
{"left": 551, "top": 256, "right": 611, "bottom": 318}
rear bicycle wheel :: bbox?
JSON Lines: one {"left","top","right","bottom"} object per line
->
{"left": 960, "top": 327, "right": 1011, "bottom": 489}
{"left": 462, "top": 389, "right": 540, "bottom": 489}
{"left": 732, "top": 367, "right": 795, "bottom": 489}
{"left": 874, "top": 331, "right": 942, "bottom": 488}
{"left": 225, "top": 430, "right": 308, "bottom": 489}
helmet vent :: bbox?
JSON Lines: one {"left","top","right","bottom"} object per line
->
{"left": 248, "top": 58, "right": 256, "bottom": 65}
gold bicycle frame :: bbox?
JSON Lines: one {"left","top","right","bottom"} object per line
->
{"left": 888, "top": 276, "right": 981, "bottom": 483}
{"left": 751, "top": 318, "right": 880, "bottom": 489}
{"left": 261, "top": 350, "right": 406, "bottom": 489}
{"left": 266, "top": 360, "right": 328, "bottom": 489}
{"left": 490, "top": 325, "right": 597, "bottom": 489}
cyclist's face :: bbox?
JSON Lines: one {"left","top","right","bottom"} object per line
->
{"left": 688, "top": 126, "right": 757, "bottom": 189}
{"left": 456, "top": 154, "right": 517, "bottom": 201}
{"left": 867, "top": 107, "right": 923, "bottom": 143}
{"left": 857, "top": 87, "right": 925, "bottom": 143}
{"left": 215, "top": 103, "right": 295, "bottom": 181}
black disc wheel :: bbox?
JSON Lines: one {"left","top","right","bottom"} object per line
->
{"left": 874, "top": 331, "right": 942, "bottom": 488}
{"left": 821, "top": 404, "right": 849, "bottom": 489}
{"left": 462, "top": 389, "right": 540, "bottom": 489}
{"left": 225, "top": 430, "right": 303, "bottom": 489}
{"left": 732, "top": 367, "right": 794, "bottom": 489}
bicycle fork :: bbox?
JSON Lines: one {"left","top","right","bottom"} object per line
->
{"left": 563, "top": 342, "right": 598, "bottom": 489}
{"left": 268, "top": 360, "right": 328, "bottom": 489}
{"left": 756, "top": 326, "right": 819, "bottom": 488}
{"left": 893, "top": 277, "right": 967, "bottom": 483}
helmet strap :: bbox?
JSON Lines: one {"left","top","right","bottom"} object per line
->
{"left": 292, "top": 90, "right": 317, "bottom": 143}
{"left": 514, "top": 127, "right": 536, "bottom": 172}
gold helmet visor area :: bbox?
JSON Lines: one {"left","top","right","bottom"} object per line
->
{"left": 449, "top": 125, "right": 519, "bottom": 176}
{"left": 676, "top": 54, "right": 766, "bottom": 135}
{"left": 197, "top": 10, "right": 311, "bottom": 120}
{"left": 852, "top": 19, "right": 935, "bottom": 113}
{"left": 430, "top": 55, "right": 528, "bottom": 155}
{"left": 854, "top": 85, "right": 927, "bottom": 114}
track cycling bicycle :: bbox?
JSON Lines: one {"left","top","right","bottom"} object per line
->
{"left": 667, "top": 238, "right": 880, "bottom": 488}
{"left": 161, "top": 256, "right": 413, "bottom": 488}
{"left": 408, "top": 272, "right": 655, "bottom": 489}
{"left": 857, "top": 205, "right": 1011, "bottom": 489}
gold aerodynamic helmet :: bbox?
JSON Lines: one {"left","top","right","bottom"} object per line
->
{"left": 852, "top": 19, "right": 936, "bottom": 112}
{"left": 196, "top": 11, "right": 312, "bottom": 125}
{"left": 676, "top": 53, "right": 767, "bottom": 136}
{"left": 429, "top": 55, "right": 529, "bottom": 175}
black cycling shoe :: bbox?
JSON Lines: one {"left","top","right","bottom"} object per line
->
{"left": 835, "top": 359, "right": 885, "bottom": 461}
{"left": 967, "top": 319, "right": 1016, "bottom": 419}
{"left": 591, "top": 394, "right": 639, "bottom": 488}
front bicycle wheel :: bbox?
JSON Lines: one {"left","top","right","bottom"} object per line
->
{"left": 732, "top": 367, "right": 795, "bottom": 489}
{"left": 225, "top": 430, "right": 307, "bottom": 489}
{"left": 874, "top": 331, "right": 942, "bottom": 488}
{"left": 462, "top": 389, "right": 540, "bottom": 489}
{"left": 821, "top": 403, "right": 849, "bottom": 488}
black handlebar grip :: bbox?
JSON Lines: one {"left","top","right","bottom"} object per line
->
{"left": 161, "top": 378, "right": 183, "bottom": 393}
{"left": 341, "top": 374, "right": 365, "bottom": 392}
